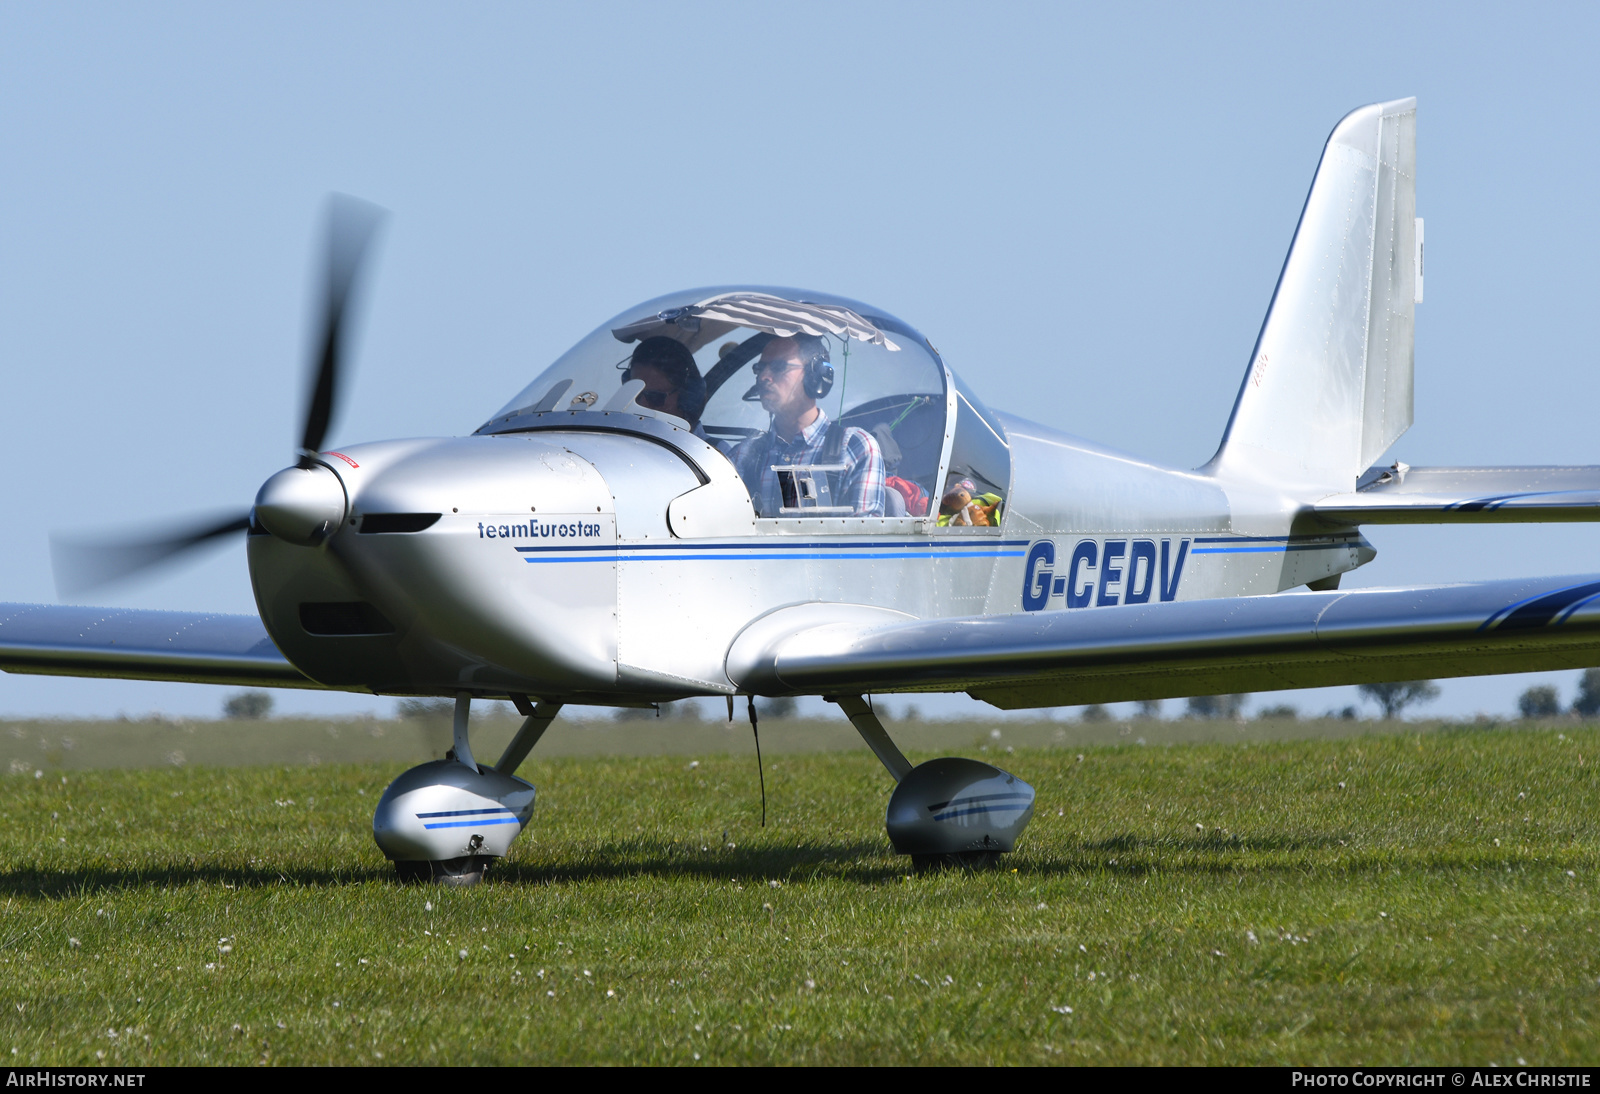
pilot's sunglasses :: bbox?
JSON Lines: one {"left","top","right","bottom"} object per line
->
{"left": 637, "top": 389, "right": 672, "bottom": 408}
{"left": 752, "top": 359, "right": 801, "bottom": 376}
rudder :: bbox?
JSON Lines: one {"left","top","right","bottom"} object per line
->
{"left": 1209, "top": 98, "right": 1418, "bottom": 493}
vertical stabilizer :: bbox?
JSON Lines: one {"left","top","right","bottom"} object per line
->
{"left": 1209, "top": 98, "right": 1417, "bottom": 492}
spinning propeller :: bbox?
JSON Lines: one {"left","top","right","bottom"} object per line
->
{"left": 50, "top": 195, "right": 386, "bottom": 598}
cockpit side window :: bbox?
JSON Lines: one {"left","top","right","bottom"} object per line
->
{"left": 937, "top": 373, "right": 1011, "bottom": 528}
{"left": 645, "top": 293, "right": 948, "bottom": 520}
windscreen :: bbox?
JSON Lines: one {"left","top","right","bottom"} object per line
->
{"left": 491, "top": 287, "right": 950, "bottom": 519}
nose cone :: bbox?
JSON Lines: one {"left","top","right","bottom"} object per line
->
{"left": 255, "top": 463, "right": 347, "bottom": 545}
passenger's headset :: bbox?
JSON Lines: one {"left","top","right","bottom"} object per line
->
{"left": 623, "top": 337, "right": 707, "bottom": 420}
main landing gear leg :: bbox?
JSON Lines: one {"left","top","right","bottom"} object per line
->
{"left": 832, "top": 695, "right": 912, "bottom": 781}
{"left": 828, "top": 694, "right": 1036, "bottom": 874}
{"left": 449, "top": 692, "right": 476, "bottom": 771}
{"left": 495, "top": 699, "right": 563, "bottom": 775}
{"left": 373, "top": 694, "right": 557, "bottom": 886}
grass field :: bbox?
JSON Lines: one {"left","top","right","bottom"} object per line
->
{"left": 1, "top": 718, "right": 1598, "bottom": 1064}
{"left": 0, "top": 708, "right": 1523, "bottom": 773}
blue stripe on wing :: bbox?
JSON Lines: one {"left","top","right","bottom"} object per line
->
{"left": 1479, "top": 580, "right": 1600, "bottom": 631}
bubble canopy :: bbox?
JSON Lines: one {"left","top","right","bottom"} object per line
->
{"left": 485, "top": 287, "right": 1010, "bottom": 522}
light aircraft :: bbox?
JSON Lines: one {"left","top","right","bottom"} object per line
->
{"left": 7, "top": 97, "right": 1600, "bottom": 883}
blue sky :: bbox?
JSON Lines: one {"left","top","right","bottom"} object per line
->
{"left": 1, "top": 3, "right": 1596, "bottom": 720}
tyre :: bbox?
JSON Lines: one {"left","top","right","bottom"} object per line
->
{"left": 392, "top": 855, "right": 492, "bottom": 886}
{"left": 910, "top": 850, "right": 1003, "bottom": 874}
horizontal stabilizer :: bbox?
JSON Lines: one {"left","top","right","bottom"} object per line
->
{"left": 749, "top": 574, "right": 1600, "bottom": 709}
{"left": 0, "top": 603, "right": 321, "bottom": 689}
{"left": 1315, "top": 464, "right": 1600, "bottom": 524}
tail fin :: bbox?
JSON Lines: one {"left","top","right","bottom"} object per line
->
{"left": 1209, "top": 98, "right": 1418, "bottom": 492}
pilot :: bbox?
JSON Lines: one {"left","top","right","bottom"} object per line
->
{"left": 625, "top": 336, "right": 713, "bottom": 441}
{"left": 729, "top": 334, "right": 886, "bottom": 517}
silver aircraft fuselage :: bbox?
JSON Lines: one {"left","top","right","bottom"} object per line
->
{"left": 247, "top": 407, "right": 1371, "bottom": 704}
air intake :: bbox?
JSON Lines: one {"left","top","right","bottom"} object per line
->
{"left": 358, "top": 513, "right": 441, "bottom": 534}
{"left": 299, "top": 602, "right": 396, "bottom": 636}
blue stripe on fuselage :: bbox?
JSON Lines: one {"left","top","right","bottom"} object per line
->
{"left": 1191, "top": 544, "right": 1354, "bottom": 554}
{"left": 515, "top": 539, "right": 1031, "bottom": 563}
{"left": 1191, "top": 534, "right": 1361, "bottom": 555}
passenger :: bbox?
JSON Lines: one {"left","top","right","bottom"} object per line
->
{"left": 938, "top": 476, "right": 1002, "bottom": 526}
{"left": 728, "top": 334, "right": 886, "bottom": 517}
{"left": 872, "top": 422, "right": 930, "bottom": 517}
{"left": 625, "top": 336, "right": 712, "bottom": 441}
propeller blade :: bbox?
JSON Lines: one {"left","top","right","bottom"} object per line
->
{"left": 47, "top": 198, "right": 384, "bottom": 597}
{"left": 299, "top": 194, "right": 386, "bottom": 467}
{"left": 50, "top": 512, "right": 251, "bottom": 598}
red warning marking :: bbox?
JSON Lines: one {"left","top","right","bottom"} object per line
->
{"left": 326, "top": 451, "right": 359, "bottom": 469}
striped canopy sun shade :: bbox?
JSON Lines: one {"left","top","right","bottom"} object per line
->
{"left": 611, "top": 292, "right": 901, "bottom": 352}
{"left": 689, "top": 293, "right": 901, "bottom": 351}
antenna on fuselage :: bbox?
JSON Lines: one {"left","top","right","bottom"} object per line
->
{"left": 746, "top": 696, "right": 766, "bottom": 829}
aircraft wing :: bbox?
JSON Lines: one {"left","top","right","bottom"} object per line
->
{"left": 1315, "top": 466, "right": 1600, "bottom": 524}
{"left": 752, "top": 575, "right": 1600, "bottom": 710}
{"left": 0, "top": 603, "right": 323, "bottom": 690}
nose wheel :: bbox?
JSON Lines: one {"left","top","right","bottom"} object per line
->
{"left": 393, "top": 855, "right": 494, "bottom": 886}
{"left": 372, "top": 695, "right": 561, "bottom": 885}
{"left": 910, "top": 850, "right": 1003, "bottom": 874}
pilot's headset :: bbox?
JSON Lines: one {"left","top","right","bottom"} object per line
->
{"left": 793, "top": 333, "right": 834, "bottom": 399}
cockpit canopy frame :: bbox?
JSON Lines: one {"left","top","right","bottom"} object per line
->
{"left": 478, "top": 286, "right": 1011, "bottom": 529}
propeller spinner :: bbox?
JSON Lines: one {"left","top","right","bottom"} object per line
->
{"left": 50, "top": 195, "right": 385, "bottom": 597}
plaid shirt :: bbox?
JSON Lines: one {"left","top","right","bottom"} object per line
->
{"left": 730, "top": 410, "right": 886, "bottom": 518}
